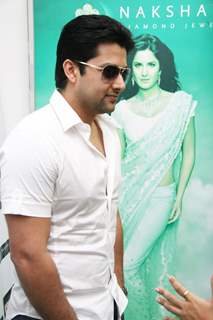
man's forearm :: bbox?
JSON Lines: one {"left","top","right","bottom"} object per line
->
{"left": 114, "top": 212, "right": 125, "bottom": 288}
{"left": 13, "top": 252, "right": 78, "bottom": 320}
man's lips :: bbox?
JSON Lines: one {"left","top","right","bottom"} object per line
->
{"left": 105, "top": 94, "right": 119, "bottom": 102}
{"left": 106, "top": 94, "right": 119, "bottom": 98}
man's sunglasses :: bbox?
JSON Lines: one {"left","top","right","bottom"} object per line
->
{"left": 76, "top": 61, "right": 130, "bottom": 83}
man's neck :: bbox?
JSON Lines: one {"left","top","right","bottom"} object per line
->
{"left": 59, "top": 88, "right": 95, "bottom": 125}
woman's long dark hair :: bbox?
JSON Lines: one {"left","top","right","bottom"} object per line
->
{"left": 121, "top": 34, "right": 181, "bottom": 99}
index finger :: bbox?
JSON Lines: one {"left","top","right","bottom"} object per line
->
{"left": 156, "top": 287, "right": 182, "bottom": 308}
{"left": 168, "top": 276, "right": 191, "bottom": 300}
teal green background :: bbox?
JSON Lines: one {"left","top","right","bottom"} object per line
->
{"left": 34, "top": 0, "right": 213, "bottom": 298}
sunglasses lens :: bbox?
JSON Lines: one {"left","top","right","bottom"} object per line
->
{"left": 103, "top": 65, "right": 120, "bottom": 80}
{"left": 122, "top": 69, "right": 130, "bottom": 82}
{"left": 102, "top": 65, "right": 130, "bottom": 82}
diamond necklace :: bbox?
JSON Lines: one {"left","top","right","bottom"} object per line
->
{"left": 133, "top": 90, "right": 164, "bottom": 117}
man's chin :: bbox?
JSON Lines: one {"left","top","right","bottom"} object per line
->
{"left": 106, "top": 103, "right": 116, "bottom": 114}
{"left": 98, "top": 101, "right": 115, "bottom": 114}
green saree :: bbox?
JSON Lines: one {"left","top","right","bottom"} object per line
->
{"left": 113, "top": 91, "right": 196, "bottom": 319}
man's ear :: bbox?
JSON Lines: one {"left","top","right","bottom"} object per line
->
{"left": 62, "top": 59, "right": 78, "bottom": 83}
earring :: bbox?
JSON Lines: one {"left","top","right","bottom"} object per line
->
{"left": 132, "top": 78, "right": 135, "bottom": 86}
{"left": 158, "top": 72, "right": 161, "bottom": 86}
{"left": 158, "top": 76, "right": 161, "bottom": 86}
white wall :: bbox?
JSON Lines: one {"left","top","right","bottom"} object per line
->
{"left": 0, "top": 0, "right": 34, "bottom": 318}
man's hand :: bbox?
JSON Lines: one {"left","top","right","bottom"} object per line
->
{"left": 156, "top": 275, "right": 213, "bottom": 320}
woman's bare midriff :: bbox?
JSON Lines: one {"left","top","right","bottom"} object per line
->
{"left": 158, "top": 165, "right": 175, "bottom": 186}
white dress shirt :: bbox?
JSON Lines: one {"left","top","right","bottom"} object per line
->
{"left": 0, "top": 90, "right": 127, "bottom": 320}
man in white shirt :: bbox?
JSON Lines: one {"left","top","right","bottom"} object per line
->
{"left": 0, "top": 14, "right": 134, "bottom": 320}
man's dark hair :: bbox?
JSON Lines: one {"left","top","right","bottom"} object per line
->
{"left": 55, "top": 14, "right": 134, "bottom": 89}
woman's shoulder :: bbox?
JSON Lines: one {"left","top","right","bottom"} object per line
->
{"left": 173, "top": 91, "right": 197, "bottom": 107}
{"left": 116, "top": 96, "right": 138, "bottom": 110}
{"left": 116, "top": 98, "right": 128, "bottom": 108}
{"left": 113, "top": 99, "right": 125, "bottom": 116}
{"left": 170, "top": 90, "right": 197, "bottom": 116}
{"left": 112, "top": 99, "right": 127, "bottom": 124}
{"left": 114, "top": 98, "right": 131, "bottom": 115}
{"left": 113, "top": 98, "right": 137, "bottom": 125}
{"left": 173, "top": 90, "right": 193, "bottom": 99}
{"left": 162, "top": 90, "right": 196, "bottom": 104}
{"left": 161, "top": 89, "right": 191, "bottom": 96}
{"left": 160, "top": 89, "right": 189, "bottom": 99}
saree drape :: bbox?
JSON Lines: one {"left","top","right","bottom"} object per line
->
{"left": 113, "top": 91, "right": 196, "bottom": 319}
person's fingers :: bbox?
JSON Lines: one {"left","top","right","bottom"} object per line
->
{"left": 156, "top": 287, "right": 182, "bottom": 307}
{"left": 164, "top": 317, "right": 175, "bottom": 320}
{"left": 169, "top": 207, "right": 176, "bottom": 219}
{"left": 168, "top": 215, "right": 175, "bottom": 222}
{"left": 168, "top": 207, "right": 181, "bottom": 223}
{"left": 168, "top": 215, "right": 176, "bottom": 222}
{"left": 168, "top": 212, "right": 176, "bottom": 223}
{"left": 157, "top": 297, "right": 182, "bottom": 315}
{"left": 168, "top": 276, "right": 191, "bottom": 300}
{"left": 168, "top": 215, "right": 178, "bottom": 224}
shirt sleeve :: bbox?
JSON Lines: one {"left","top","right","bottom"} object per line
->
{"left": 0, "top": 124, "right": 59, "bottom": 218}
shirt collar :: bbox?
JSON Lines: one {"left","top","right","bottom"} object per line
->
{"left": 50, "top": 89, "right": 120, "bottom": 132}
{"left": 50, "top": 90, "right": 82, "bottom": 132}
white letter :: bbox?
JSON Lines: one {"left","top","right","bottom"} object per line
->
{"left": 166, "top": 5, "right": 174, "bottom": 18}
{"left": 134, "top": 24, "right": 140, "bottom": 30}
{"left": 180, "top": 5, "right": 190, "bottom": 17}
{"left": 143, "top": 24, "right": 149, "bottom": 29}
{"left": 120, "top": 6, "right": 129, "bottom": 19}
{"left": 161, "top": 24, "right": 167, "bottom": 29}
{"left": 199, "top": 22, "right": 206, "bottom": 28}
{"left": 197, "top": 4, "right": 207, "bottom": 17}
{"left": 152, "top": 6, "right": 160, "bottom": 18}
{"left": 136, "top": 6, "right": 146, "bottom": 18}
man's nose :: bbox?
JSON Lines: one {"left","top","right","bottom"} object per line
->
{"left": 112, "top": 73, "right": 126, "bottom": 91}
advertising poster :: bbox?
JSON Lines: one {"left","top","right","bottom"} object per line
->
{"left": 34, "top": 0, "right": 213, "bottom": 318}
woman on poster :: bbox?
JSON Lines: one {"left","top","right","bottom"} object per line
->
{"left": 113, "top": 34, "right": 196, "bottom": 319}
